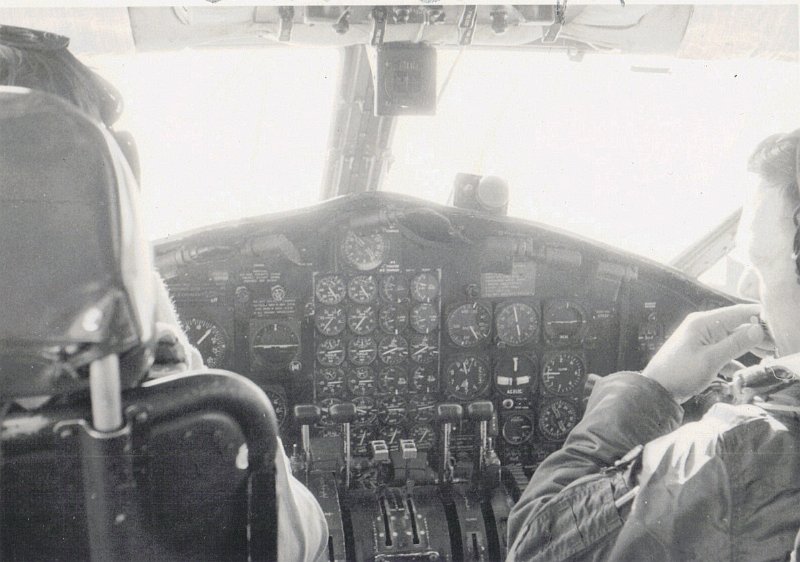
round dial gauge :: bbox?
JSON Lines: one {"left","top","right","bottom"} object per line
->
{"left": 347, "top": 336, "right": 377, "bottom": 366}
{"left": 251, "top": 323, "right": 299, "bottom": 368}
{"left": 352, "top": 426, "right": 377, "bottom": 456}
{"left": 315, "top": 306, "right": 346, "bottom": 336}
{"left": 315, "top": 275, "right": 346, "bottom": 305}
{"left": 410, "top": 335, "right": 439, "bottom": 365}
{"left": 411, "top": 365, "right": 438, "bottom": 393}
{"left": 316, "top": 367, "right": 345, "bottom": 398}
{"left": 410, "top": 303, "right": 439, "bottom": 334}
{"left": 410, "top": 272, "right": 440, "bottom": 303}
{"left": 347, "top": 366, "right": 376, "bottom": 395}
{"left": 447, "top": 303, "right": 492, "bottom": 347}
{"left": 378, "top": 366, "right": 409, "bottom": 394}
{"left": 409, "top": 395, "right": 438, "bottom": 423}
{"left": 379, "top": 425, "right": 404, "bottom": 451}
{"left": 541, "top": 353, "right": 585, "bottom": 395}
{"left": 264, "top": 389, "right": 287, "bottom": 428}
{"left": 341, "top": 230, "right": 387, "bottom": 271}
{"left": 410, "top": 424, "right": 435, "bottom": 450}
{"left": 496, "top": 303, "right": 539, "bottom": 346}
{"left": 185, "top": 317, "right": 228, "bottom": 368}
{"left": 380, "top": 274, "right": 409, "bottom": 303}
{"left": 538, "top": 399, "right": 579, "bottom": 441}
{"left": 495, "top": 355, "right": 537, "bottom": 397}
{"left": 347, "top": 275, "right": 378, "bottom": 304}
{"left": 502, "top": 414, "right": 534, "bottom": 445}
{"left": 543, "top": 300, "right": 586, "bottom": 345}
{"left": 347, "top": 304, "right": 377, "bottom": 335}
{"left": 353, "top": 396, "right": 378, "bottom": 425}
{"left": 446, "top": 356, "right": 490, "bottom": 399}
{"left": 379, "top": 305, "right": 408, "bottom": 334}
{"left": 379, "top": 396, "right": 407, "bottom": 425}
{"left": 318, "top": 398, "right": 343, "bottom": 426}
{"left": 316, "top": 338, "right": 346, "bottom": 367}
{"left": 378, "top": 335, "right": 409, "bottom": 366}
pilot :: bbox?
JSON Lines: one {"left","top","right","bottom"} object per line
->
{"left": 0, "top": 25, "right": 329, "bottom": 561}
{"left": 507, "top": 130, "right": 800, "bottom": 561}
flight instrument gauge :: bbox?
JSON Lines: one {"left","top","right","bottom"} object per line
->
{"left": 538, "top": 399, "right": 579, "bottom": 441}
{"left": 251, "top": 322, "right": 299, "bottom": 368}
{"left": 410, "top": 272, "right": 440, "bottom": 302}
{"left": 379, "top": 305, "right": 408, "bottom": 334}
{"left": 316, "top": 367, "right": 345, "bottom": 398}
{"left": 347, "top": 367, "right": 376, "bottom": 395}
{"left": 378, "top": 366, "right": 409, "bottom": 394}
{"left": 378, "top": 335, "right": 409, "bottom": 365}
{"left": 348, "top": 336, "right": 378, "bottom": 366}
{"left": 341, "top": 230, "right": 388, "bottom": 271}
{"left": 502, "top": 414, "right": 534, "bottom": 445}
{"left": 410, "top": 424, "right": 435, "bottom": 450}
{"left": 447, "top": 303, "right": 492, "bottom": 347}
{"left": 353, "top": 396, "right": 378, "bottom": 425}
{"left": 318, "top": 398, "right": 343, "bottom": 426}
{"left": 315, "top": 306, "right": 346, "bottom": 336}
{"left": 316, "top": 338, "right": 346, "bottom": 367}
{"left": 495, "top": 355, "right": 537, "bottom": 397}
{"left": 409, "top": 395, "right": 438, "bottom": 423}
{"left": 379, "top": 396, "right": 408, "bottom": 425}
{"left": 347, "top": 275, "right": 378, "bottom": 304}
{"left": 347, "top": 304, "right": 378, "bottom": 335}
{"left": 410, "top": 335, "right": 439, "bottom": 365}
{"left": 543, "top": 300, "right": 587, "bottom": 345}
{"left": 410, "top": 303, "right": 439, "bottom": 334}
{"left": 184, "top": 317, "right": 228, "bottom": 368}
{"left": 380, "top": 274, "right": 409, "bottom": 303}
{"left": 496, "top": 302, "right": 539, "bottom": 346}
{"left": 541, "top": 353, "right": 585, "bottom": 395}
{"left": 446, "top": 356, "right": 490, "bottom": 399}
{"left": 315, "top": 275, "right": 346, "bottom": 305}
{"left": 264, "top": 388, "right": 287, "bottom": 428}
{"left": 411, "top": 365, "right": 438, "bottom": 393}
{"left": 379, "top": 425, "right": 404, "bottom": 451}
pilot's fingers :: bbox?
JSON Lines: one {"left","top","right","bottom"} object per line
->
{"left": 705, "top": 322, "right": 765, "bottom": 368}
{"left": 691, "top": 303, "right": 762, "bottom": 337}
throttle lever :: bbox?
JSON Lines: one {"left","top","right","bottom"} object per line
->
{"left": 437, "top": 403, "right": 463, "bottom": 483}
{"left": 330, "top": 402, "right": 357, "bottom": 489}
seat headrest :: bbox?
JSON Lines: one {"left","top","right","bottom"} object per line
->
{"left": 0, "top": 87, "right": 156, "bottom": 398}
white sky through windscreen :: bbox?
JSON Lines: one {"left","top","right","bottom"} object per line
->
{"left": 384, "top": 50, "right": 800, "bottom": 265}
{"left": 90, "top": 47, "right": 340, "bottom": 241}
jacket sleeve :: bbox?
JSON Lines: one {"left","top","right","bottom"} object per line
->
{"left": 506, "top": 371, "right": 683, "bottom": 561}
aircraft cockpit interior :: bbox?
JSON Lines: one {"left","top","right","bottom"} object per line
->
{"left": 1, "top": 5, "right": 799, "bottom": 561}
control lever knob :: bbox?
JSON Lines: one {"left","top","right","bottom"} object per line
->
{"left": 330, "top": 402, "right": 357, "bottom": 424}
{"left": 294, "top": 404, "right": 321, "bottom": 425}
{"left": 437, "top": 403, "right": 463, "bottom": 424}
{"left": 466, "top": 400, "right": 493, "bottom": 421}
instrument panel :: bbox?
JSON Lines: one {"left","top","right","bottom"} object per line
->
{"left": 157, "top": 192, "right": 734, "bottom": 477}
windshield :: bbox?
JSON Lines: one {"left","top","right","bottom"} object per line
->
{"left": 87, "top": 43, "right": 798, "bottom": 273}
{"left": 89, "top": 48, "right": 340, "bottom": 240}
{"left": 383, "top": 49, "right": 800, "bottom": 265}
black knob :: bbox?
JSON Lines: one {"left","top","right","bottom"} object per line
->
{"left": 437, "top": 403, "right": 463, "bottom": 424}
{"left": 330, "top": 402, "right": 357, "bottom": 424}
{"left": 466, "top": 401, "right": 494, "bottom": 422}
{"left": 294, "top": 404, "right": 321, "bottom": 425}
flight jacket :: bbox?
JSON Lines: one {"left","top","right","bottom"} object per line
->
{"left": 506, "top": 359, "right": 800, "bottom": 562}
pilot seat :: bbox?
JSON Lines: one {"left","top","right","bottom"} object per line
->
{"left": 0, "top": 87, "right": 280, "bottom": 561}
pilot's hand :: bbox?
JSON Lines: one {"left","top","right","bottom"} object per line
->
{"left": 642, "top": 304, "right": 765, "bottom": 403}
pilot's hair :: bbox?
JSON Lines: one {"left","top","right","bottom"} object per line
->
{"left": 0, "top": 43, "right": 119, "bottom": 126}
{"left": 748, "top": 130, "right": 800, "bottom": 282}
{"left": 747, "top": 130, "right": 800, "bottom": 197}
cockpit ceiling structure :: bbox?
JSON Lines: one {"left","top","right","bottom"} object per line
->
{"left": 0, "top": 5, "right": 796, "bottom": 61}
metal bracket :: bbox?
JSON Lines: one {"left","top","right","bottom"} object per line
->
{"left": 278, "top": 6, "right": 294, "bottom": 42}
{"left": 371, "top": 6, "right": 388, "bottom": 46}
{"left": 458, "top": 5, "right": 478, "bottom": 46}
